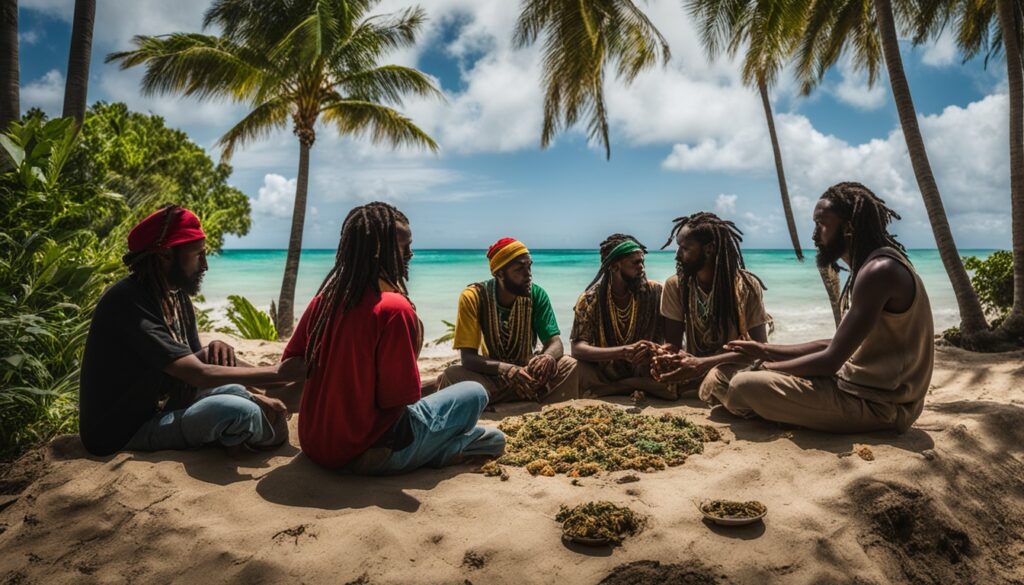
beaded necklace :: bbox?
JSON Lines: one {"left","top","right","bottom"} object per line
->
{"left": 607, "top": 283, "right": 637, "bottom": 345}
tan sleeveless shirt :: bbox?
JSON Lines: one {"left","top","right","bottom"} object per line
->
{"left": 837, "top": 248, "right": 934, "bottom": 405}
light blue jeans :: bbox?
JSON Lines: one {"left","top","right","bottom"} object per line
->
{"left": 125, "top": 384, "right": 277, "bottom": 451}
{"left": 348, "top": 381, "right": 506, "bottom": 475}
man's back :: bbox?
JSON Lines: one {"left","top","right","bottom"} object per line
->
{"left": 283, "top": 289, "right": 421, "bottom": 469}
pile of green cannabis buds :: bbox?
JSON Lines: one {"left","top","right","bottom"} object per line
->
{"left": 557, "top": 501, "right": 647, "bottom": 544}
{"left": 497, "top": 404, "right": 720, "bottom": 477}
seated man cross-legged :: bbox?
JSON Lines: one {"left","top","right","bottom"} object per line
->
{"left": 650, "top": 212, "right": 770, "bottom": 398}
{"left": 79, "top": 205, "right": 301, "bottom": 456}
{"left": 283, "top": 202, "right": 505, "bottom": 475}
{"left": 570, "top": 234, "right": 675, "bottom": 399}
{"left": 707, "top": 182, "right": 934, "bottom": 434}
{"left": 437, "top": 238, "right": 579, "bottom": 403}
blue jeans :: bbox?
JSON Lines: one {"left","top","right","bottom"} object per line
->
{"left": 348, "top": 381, "right": 506, "bottom": 475}
{"left": 125, "top": 384, "right": 277, "bottom": 451}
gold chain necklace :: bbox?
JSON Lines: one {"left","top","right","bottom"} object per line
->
{"left": 607, "top": 284, "right": 637, "bottom": 345}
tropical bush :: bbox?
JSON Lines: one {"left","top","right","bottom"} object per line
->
{"left": 222, "top": 295, "right": 278, "bottom": 341}
{"left": 964, "top": 252, "right": 1013, "bottom": 319}
{"left": 431, "top": 319, "right": 456, "bottom": 346}
{"left": 0, "top": 117, "right": 128, "bottom": 459}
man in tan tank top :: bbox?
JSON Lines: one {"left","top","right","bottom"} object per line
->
{"left": 702, "top": 182, "right": 934, "bottom": 434}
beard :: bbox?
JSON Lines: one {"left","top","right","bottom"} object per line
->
{"left": 505, "top": 279, "right": 532, "bottom": 297}
{"left": 815, "top": 236, "right": 846, "bottom": 269}
{"left": 623, "top": 271, "right": 645, "bottom": 294}
{"left": 170, "top": 262, "right": 204, "bottom": 296}
{"left": 678, "top": 253, "right": 706, "bottom": 278}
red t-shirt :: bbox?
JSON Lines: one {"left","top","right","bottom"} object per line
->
{"left": 282, "top": 290, "right": 421, "bottom": 469}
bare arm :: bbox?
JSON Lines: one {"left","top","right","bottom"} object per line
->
{"left": 165, "top": 354, "right": 305, "bottom": 389}
{"left": 663, "top": 318, "right": 684, "bottom": 352}
{"left": 764, "top": 260, "right": 899, "bottom": 377}
{"left": 460, "top": 347, "right": 510, "bottom": 376}
{"left": 572, "top": 339, "right": 628, "bottom": 362}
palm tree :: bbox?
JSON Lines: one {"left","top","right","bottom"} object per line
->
{"left": 513, "top": 0, "right": 670, "bottom": 159}
{"left": 109, "top": 0, "right": 441, "bottom": 336}
{"left": 62, "top": 0, "right": 96, "bottom": 128}
{"left": 796, "top": 0, "right": 992, "bottom": 344}
{"left": 912, "top": 0, "right": 1023, "bottom": 336}
{"left": 686, "top": 0, "right": 843, "bottom": 326}
{"left": 0, "top": 0, "right": 18, "bottom": 132}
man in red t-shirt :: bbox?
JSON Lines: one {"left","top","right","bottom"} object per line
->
{"left": 282, "top": 202, "right": 505, "bottom": 473}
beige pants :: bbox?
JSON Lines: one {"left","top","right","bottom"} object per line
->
{"left": 437, "top": 356, "right": 580, "bottom": 404}
{"left": 700, "top": 365, "right": 922, "bottom": 434}
{"left": 576, "top": 361, "right": 679, "bottom": 401}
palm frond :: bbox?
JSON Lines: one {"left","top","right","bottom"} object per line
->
{"left": 216, "top": 96, "right": 292, "bottom": 160}
{"left": 320, "top": 99, "right": 439, "bottom": 152}
{"left": 335, "top": 64, "right": 443, "bottom": 106}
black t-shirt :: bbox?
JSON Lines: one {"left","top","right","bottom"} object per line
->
{"left": 79, "top": 276, "right": 202, "bottom": 455}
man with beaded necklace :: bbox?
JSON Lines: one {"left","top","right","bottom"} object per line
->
{"left": 570, "top": 234, "right": 674, "bottom": 399}
{"left": 436, "top": 238, "right": 579, "bottom": 403}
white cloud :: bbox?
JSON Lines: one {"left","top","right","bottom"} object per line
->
{"left": 18, "top": 31, "right": 39, "bottom": 45}
{"left": 921, "top": 32, "right": 958, "bottom": 67}
{"left": 251, "top": 174, "right": 296, "bottom": 219}
{"left": 832, "top": 59, "right": 887, "bottom": 110}
{"left": 661, "top": 93, "right": 1014, "bottom": 245}
{"left": 715, "top": 193, "right": 738, "bottom": 215}
{"left": 21, "top": 69, "right": 64, "bottom": 117}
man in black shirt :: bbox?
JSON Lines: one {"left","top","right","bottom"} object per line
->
{"left": 79, "top": 205, "right": 303, "bottom": 456}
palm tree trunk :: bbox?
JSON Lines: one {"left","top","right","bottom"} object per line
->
{"left": 274, "top": 139, "right": 311, "bottom": 338}
{"left": 62, "top": 0, "right": 95, "bottom": 127}
{"left": 997, "top": 0, "right": 1024, "bottom": 337}
{"left": 758, "top": 79, "right": 803, "bottom": 261}
{"left": 0, "top": 0, "right": 18, "bottom": 131}
{"left": 873, "top": 0, "right": 990, "bottom": 340}
{"left": 758, "top": 78, "right": 843, "bottom": 326}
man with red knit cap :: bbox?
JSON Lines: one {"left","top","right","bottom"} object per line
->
{"left": 79, "top": 204, "right": 303, "bottom": 456}
{"left": 436, "top": 238, "right": 578, "bottom": 403}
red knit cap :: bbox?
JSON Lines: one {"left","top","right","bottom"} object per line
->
{"left": 127, "top": 207, "right": 206, "bottom": 253}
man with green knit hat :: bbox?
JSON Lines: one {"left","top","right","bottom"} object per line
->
{"left": 436, "top": 237, "right": 579, "bottom": 403}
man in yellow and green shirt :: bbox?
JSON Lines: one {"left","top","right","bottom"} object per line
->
{"left": 436, "top": 238, "right": 579, "bottom": 403}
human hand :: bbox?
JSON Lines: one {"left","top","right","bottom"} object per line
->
{"left": 526, "top": 354, "right": 557, "bottom": 385}
{"left": 207, "top": 340, "right": 237, "bottom": 366}
{"left": 625, "top": 341, "right": 657, "bottom": 366}
{"left": 652, "top": 354, "right": 706, "bottom": 383}
{"left": 504, "top": 365, "right": 539, "bottom": 400}
{"left": 723, "top": 340, "right": 769, "bottom": 361}
{"left": 251, "top": 392, "right": 290, "bottom": 420}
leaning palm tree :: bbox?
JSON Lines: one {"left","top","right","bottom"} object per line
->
{"left": 796, "top": 0, "right": 992, "bottom": 345}
{"left": 514, "top": 0, "right": 671, "bottom": 159}
{"left": 109, "top": 0, "right": 441, "bottom": 336}
{"left": 911, "top": 0, "right": 1024, "bottom": 337}
{"left": 686, "top": 0, "right": 844, "bottom": 326}
{"left": 0, "top": 0, "right": 18, "bottom": 131}
{"left": 62, "top": 0, "right": 96, "bottom": 127}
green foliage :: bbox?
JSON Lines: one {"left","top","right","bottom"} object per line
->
{"left": 66, "top": 102, "right": 251, "bottom": 252}
{"left": 223, "top": 295, "right": 278, "bottom": 341}
{"left": 1, "top": 117, "right": 129, "bottom": 459}
{"left": 964, "top": 251, "right": 1014, "bottom": 318}
{"left": 431, "top": 319, "right": 456, "bottom": 346}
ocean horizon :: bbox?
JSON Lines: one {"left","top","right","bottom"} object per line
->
{"left": 200, "top": 248, "right": 996, "bottom": 356}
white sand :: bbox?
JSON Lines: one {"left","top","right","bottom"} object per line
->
{"left": 1, "top": 335, "right": 1022, "bottom": 584}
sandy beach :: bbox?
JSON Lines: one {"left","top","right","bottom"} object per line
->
{"left": 1, "top": 333, "right": 1022, "bottom": 585}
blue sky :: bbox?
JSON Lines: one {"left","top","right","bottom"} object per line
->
{"left": 16, "top": 0, "right": 1014, "bottom": 250}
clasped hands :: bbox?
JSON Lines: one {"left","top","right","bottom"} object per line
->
{"left": 502, "top": 353, "right": 558, "bottom": 401}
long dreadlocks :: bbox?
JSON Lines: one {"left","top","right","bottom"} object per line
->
{"left": 583, "top": 233, "right": 659, "bottom": 346}
{"left": 304, "top": 202, "right": 411, "bottom": 375}
{"left": 819, "top": 182, "right": 907, "bottom": 305}
{"left": 122, "top": 203, "right": 189, "bottom": 343}
{"left": 661, "top": 212, "right": 763, "bottom": 351}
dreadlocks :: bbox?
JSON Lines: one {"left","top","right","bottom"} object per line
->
{"left": 122, "top": 204, "right": 189, "bottom": 343}
{"left": 819, "top": 182, "right": 907, "bottom": 305}
{"left": 586, "top": 233, "right": 646, "bottom": 290}
{"left": 304, "top": 202, "right": 411, "bottom": 375}
{"left": 661, "top": 212, "right": 762, "bottom": 352}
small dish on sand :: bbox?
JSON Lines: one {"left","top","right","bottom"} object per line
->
{"left": 698, "top": 500, "right": 767, "bottom": 526}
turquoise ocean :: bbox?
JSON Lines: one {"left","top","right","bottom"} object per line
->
{"left": 200, "top": 249, "right": 993, "bottom": 357}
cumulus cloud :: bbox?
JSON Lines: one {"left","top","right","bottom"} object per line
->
{"left": 251, "top": 174, "right": 297, "bottom": 219}
{"left": 921, "top": 32, "right": 958, "bottom": 67}
{"left": 832, "top": 59, "right": 887, "bottom": 110}
{"left": 715, "top": 193, "right": 738, "bottom": 215}
{"left": 19, "top": 31, "right": 40, "bottom": 45}
{"left": 20, "top": 69, "right": 64, "bottom": 117}
{"left": 662, "top": 93, "right": 1013, "bottom": 245}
